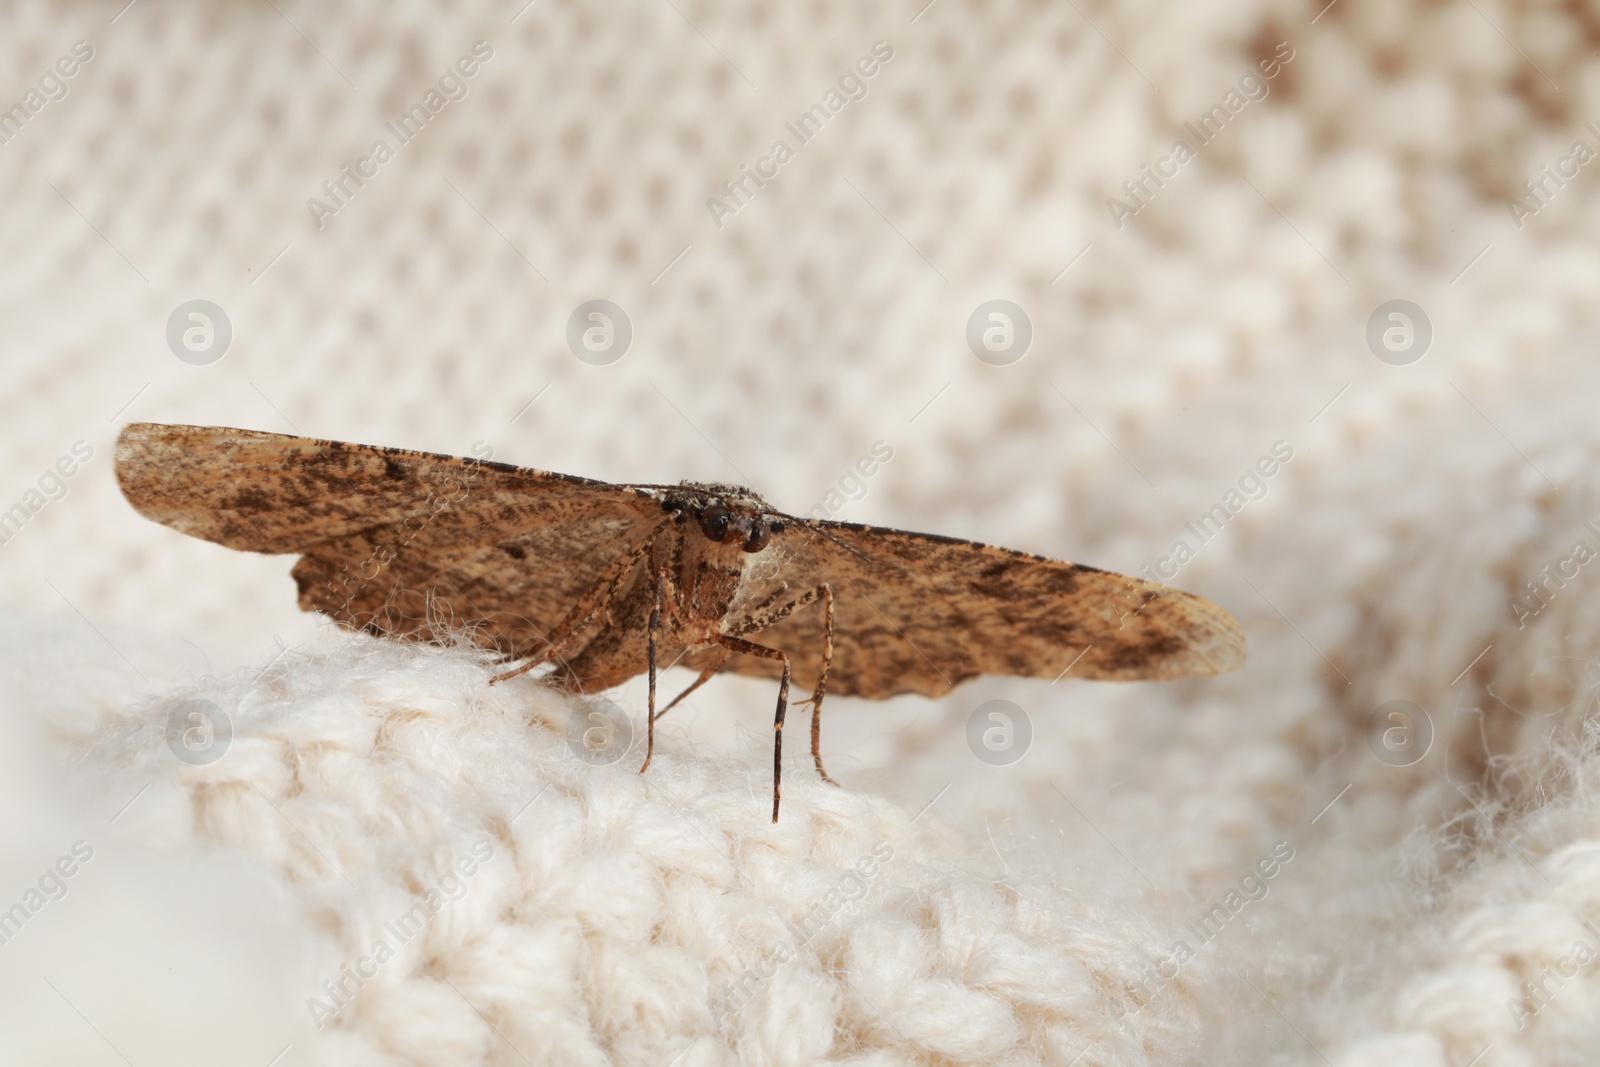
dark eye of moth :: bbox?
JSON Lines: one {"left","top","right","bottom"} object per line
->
{"left": 698, "top": 505, "right": 731, "bottom": 542}
{"left": 743, "top": 522, "right": 770, "bottom": 553}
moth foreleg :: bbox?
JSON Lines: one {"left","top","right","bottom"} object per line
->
{"left": 729, "top": 584, "right": 837, "bottom": 787}
{"left": 715, "top": 633, "right": 791, "bottom": 823}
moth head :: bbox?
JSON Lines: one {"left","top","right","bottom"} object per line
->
{"left": 695, "top": 503, "right": 773, "bottom": 553}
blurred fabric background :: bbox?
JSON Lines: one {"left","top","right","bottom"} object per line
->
{"left": 4, "top": 0, "right": 1600, "bottom": 1064}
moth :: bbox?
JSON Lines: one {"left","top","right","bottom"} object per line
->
{"left": 116, "top": 423, "right": 1246, "bottom": 821}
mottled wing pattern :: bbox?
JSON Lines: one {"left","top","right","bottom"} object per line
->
{"left": 115, "top": 423, "right": 658, "bottom": 656}
{"left": 697, "top": 520, "right": 1246, "bottom": 698}
{"left": 284, "top": 515, "right": 649, "bottom": 656}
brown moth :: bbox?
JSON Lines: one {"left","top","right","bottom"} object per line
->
{"left": 115, "top": 422, "right": 1246, "bottom": 821}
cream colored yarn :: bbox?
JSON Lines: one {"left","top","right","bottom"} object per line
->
{"left": 3, "top": 0, "right": 1600, "bottom": 1063}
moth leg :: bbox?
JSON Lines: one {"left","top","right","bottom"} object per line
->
{"left": 738, "top": 582, "right": 790, "bottom": 619}
{"left": 715, "top": 634, "right": 791, "bottom": 824}
{"left": 729, "top": 584, "right": 837, "bottom": 787}
{"left": 640, "top": 568, "right": 668, "bottom": 775}
{"left": 653, "top": 647, "right": 731, "bottom": 724}
{"left": 488, "top": 526, "right": 661, "bottom": 686}
{"left": 809, "top": 587, "right": 836, "bottom": 785}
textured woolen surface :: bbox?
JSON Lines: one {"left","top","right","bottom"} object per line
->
{"left": 2, "top": 0, "right": 1600, "bottom": 1064}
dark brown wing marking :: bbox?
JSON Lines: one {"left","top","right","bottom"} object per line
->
{"left": 700, "top": 520, "right": 1246, "bottom": 698}
{"left": 115, "top": 422, "right": 658, "bottom": 655}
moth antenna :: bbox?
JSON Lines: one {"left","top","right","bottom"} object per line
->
{"left": 794, "top": 518, "right": 875, "bottom": 564}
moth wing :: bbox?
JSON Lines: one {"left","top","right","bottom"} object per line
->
{"left": 116, "top": 422, "right": 659, "bottom": 655}
{"left": 700, "top": 519, "right": 1246, "bottom": 698}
